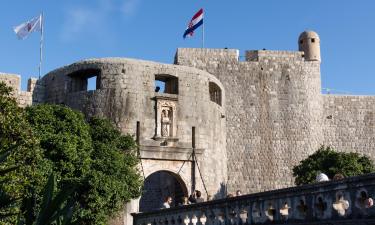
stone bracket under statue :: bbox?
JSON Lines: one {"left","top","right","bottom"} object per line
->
{"left": 139, "top": 145, "right": 204, "bottom": 161}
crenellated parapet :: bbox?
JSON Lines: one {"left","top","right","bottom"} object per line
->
{"left": 245, "top": 50, "right": 305, "bottom": 62}
{"left": 0, "top": 73, "right": 43, "bottom": 107}
{"left": 133, "top": 173, "right": 375, "bottom": 225}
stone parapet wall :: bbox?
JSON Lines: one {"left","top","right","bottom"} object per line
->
{"left": 0, "top": 73, "right": 21, "bottom": 92}
{"left": 323, "top": 95, "right": 375, "bottom": 158}
{"left": 133, "top": 173, "right": 375, "bottom": 225}
{"left": 175, "top": 48, "right": 239, "bottom": 67}
{"left": 0, "top": 73, "right": 38, "bottom": 107}
{"left": 245, "top": 50, "right": 304, "bottom": 62}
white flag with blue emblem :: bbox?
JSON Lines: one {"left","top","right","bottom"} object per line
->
{"left": 13, "top": 15, "right": 42, "bottom": 40}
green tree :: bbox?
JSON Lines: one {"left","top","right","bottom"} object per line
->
{"left": 0, "top": 83, "right": 76, "bottom": 225}
{"left": 79, "top": 117, "right": 142, "bottom": 224}
{"left": 26, "top": 104, "right": 92, "bottom": 188}
{"left": 293, "top": 145, "right": 375, "bottom": 185}
{"left": 0, "top": 82, "right": 43, "bottom": 223}
{"left": 25, "top": 105, "right": 142, "bottom": 224}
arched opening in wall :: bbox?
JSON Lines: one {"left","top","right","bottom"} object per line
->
{"left": 139, "top": 170, "right": 187, "bottom": 212}
{"left": 209, "top": 82, "right": 222, "bottom": 106}
{"left": 68, "top": 69, "right": 101, "bottom": 92}
{"left": 155, "top": 74, "right": 178, "bottom": 94}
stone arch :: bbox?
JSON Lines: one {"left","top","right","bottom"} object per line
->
{"left": 139, "top": 170, "right": 188, "bottom": 212}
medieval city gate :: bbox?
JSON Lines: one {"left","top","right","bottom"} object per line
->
{"left": 139, "top": 170, "right": 188, "bottom": 212}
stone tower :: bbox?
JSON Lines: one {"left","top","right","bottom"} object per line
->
{"left": 298, "top": 30, "right": 321, "bottom": 62}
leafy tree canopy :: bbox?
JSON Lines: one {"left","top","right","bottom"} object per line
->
{"left": 25, "top": 104, "right": 142, "bottom": 224}
{"left": 26, "top": 104, "right": 92, "bottom": 185}
{"left": 293, "top": 145, "right": 375, "bottom": 185}
{"left": 80, "top": 117, "right": 142, "bottom": 224}
{"left": 0, "top": 82, "right": 43, "bottom": 223}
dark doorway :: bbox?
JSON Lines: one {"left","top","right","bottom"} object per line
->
{"left": 139, "top": 171, "right": 188, "bottom": 212}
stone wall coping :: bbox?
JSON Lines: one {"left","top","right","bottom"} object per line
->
{"left": 132, "top": 172, "right": 375, "bottom": 218}
{"left": 42, "top": 57, "right": 225, "bottom": 94}
{"left": 0, "top": 72, "right": 21, "bottom": 78}
{"left": 154, "top": 94, "right": 178, "bottom": 101}
{"left": 323, "top": 94, "right": 375, "bottom": 98}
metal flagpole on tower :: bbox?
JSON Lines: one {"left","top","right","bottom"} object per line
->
{"left": 202, "top": 11, "right": 205, "bottom": 48}
{"left": 38, "top": 12, "right": 44, "bottom": 79}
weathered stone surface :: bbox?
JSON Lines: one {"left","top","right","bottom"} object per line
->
{"left": 0, "top": 73, "right": 37, "bottom": 107}
{"left": 1, "top": 31, "right": 375, "bottom": 225}
{"left": 175, "top": 48, "right": 324, "bottom": 193}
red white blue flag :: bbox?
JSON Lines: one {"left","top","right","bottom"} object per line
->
{"left": 183, "top": 8, "right": 204, "bottom": 38}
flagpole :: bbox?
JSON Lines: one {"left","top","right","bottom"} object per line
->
{"left": 202, "top": 13, "right": 205, "bottom": 48}
{"left": 39, "top": 12, "right": 44, "bottom": 79}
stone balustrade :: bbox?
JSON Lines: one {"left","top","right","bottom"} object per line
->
{"left": 132, "top": 173, "right": 375, "bottom": 225}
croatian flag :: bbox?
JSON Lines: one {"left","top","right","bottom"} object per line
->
{"left": 183, "top": 8, "right": 204, "bottom": 38}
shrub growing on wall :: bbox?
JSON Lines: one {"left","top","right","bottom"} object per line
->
{"left": 293, "top": 145, "right": 375, "bottom": 185}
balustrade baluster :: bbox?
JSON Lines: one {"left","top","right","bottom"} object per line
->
{"left": 199, "top": 213, "right": 207, "bottom": 225}
{"left": 183, "top": 215, "right": 191, "bottom": 225}
{"left": 191, "top": 215, "right": 198, "bottom": 225}
{"left": 238, "top": 205, "right": 248, "bottom": 225}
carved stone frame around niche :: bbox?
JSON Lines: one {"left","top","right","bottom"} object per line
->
{"left": 154, "top": 95, "right": 178, "bottom": 142}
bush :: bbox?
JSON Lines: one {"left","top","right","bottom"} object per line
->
{"left": 25, "top": 104, "right": 142, "bottom": 224}
{"left": 0, "top": 82, "right": 42, "bottom": 223}
{"left": 78, "top": 117, "right": 142, "bottom": 224}
{"left": 293, "top": 145, "right": 375, "bottom": 185}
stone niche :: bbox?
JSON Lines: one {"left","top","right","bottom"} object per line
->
{"left": 154, "top": 95, "right": 178, "bottom": 145}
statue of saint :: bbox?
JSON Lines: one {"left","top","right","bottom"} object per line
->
{"left": 161, "top": 109, "right": 171, "bottom": 137}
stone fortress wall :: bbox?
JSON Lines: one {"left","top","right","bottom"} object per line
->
{"left": 1, "top": 31, "right": 375, "bottom": 224}
{"left": 175, "top": 48, "right": 324, "bottom": 193}
{"left": 323, "top": 95, "right": 375, "bottom": 156}
{"left": 173, "top": 31, "right": 375, "bottom": 194}
{"left": 37, "top": 58, "right": 227, "bottom": 199}
{"left": 0, "top": 73, "right": 38, "bottom": 107}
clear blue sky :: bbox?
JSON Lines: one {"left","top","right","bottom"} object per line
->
{"left": 0, "top": 0, "right": 374, "bottom": 94}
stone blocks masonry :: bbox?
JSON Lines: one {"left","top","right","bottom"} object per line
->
{"left": 1, "top": 31, "right": 375, "bottom": 219}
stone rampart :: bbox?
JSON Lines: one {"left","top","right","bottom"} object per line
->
{"left": 175, "top": 48, "right": 323, "bottom": 194}
{"left": 0, "top": 73, "right": 39, "bottom": 107}
{"left": 323, "top": 95, "right": 375, "bottom": 158}
{"left": 245, "top": 50, "right": 304, "bottom": 62}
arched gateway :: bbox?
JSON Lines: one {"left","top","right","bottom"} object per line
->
{"left": 139, "top": 171, "right": 188, "bottom": 212}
